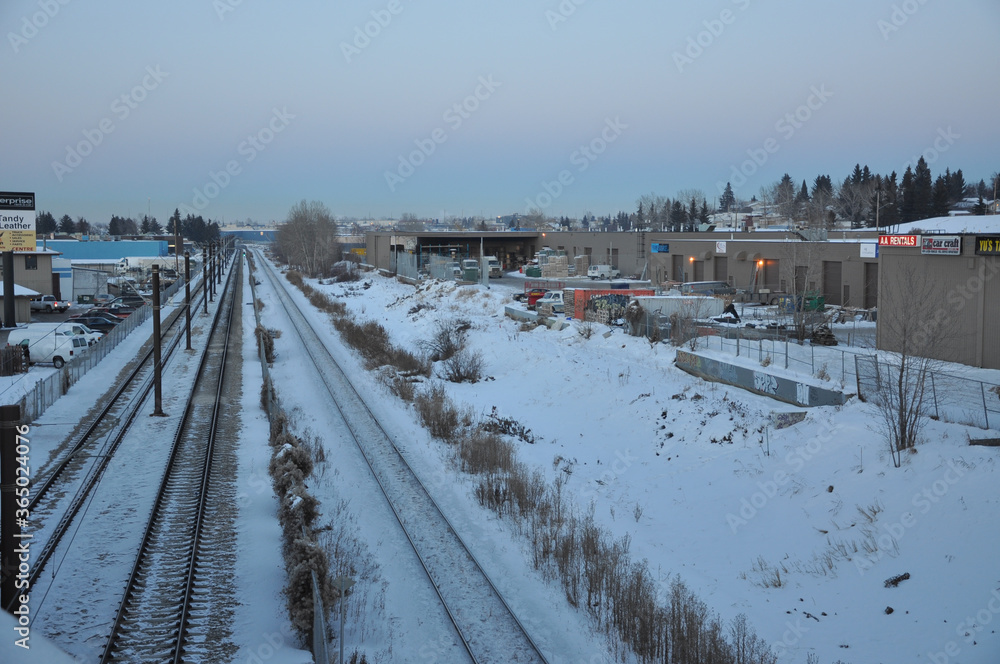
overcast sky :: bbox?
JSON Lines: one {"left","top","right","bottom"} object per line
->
{"left": 2, "top": 0, "right": 998, "bottom": 225}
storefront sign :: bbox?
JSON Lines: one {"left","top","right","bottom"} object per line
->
{"left": 975, "top": 236, "right": 1000, "bottom": 256}
{"left": 878, "top": 234, "right": 918, "bottom": 247}
{"left": 920, "top": 235, "right": 961, "bottom": 255}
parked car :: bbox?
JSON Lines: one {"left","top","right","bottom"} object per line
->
{"left": 76, "top": 310, "right": 125, "bottom": 326}
{"left": 87, "top": 305, "right": 134, "bottom": 319}
{"left": 29, "top": 295, "right": 71, "bottom": 312}
{"left": 587, "top": 265, "right": 621, "bottom": 280}
{"left": 679, "top": 280, "right": 736, "bottom": 296}
{"left": 514, "top": 288, "right": 549, "bottom": 306}
{"left": 110, "top": 295, "right": 148, "bottom": 308}
{"left": 66, "top": 315, "right": 119, "bottom": 333}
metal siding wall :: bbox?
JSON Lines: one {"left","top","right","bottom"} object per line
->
{"left": 980, "top": 257, "right": 1000, "bottom": 369}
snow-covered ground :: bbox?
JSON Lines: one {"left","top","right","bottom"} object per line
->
{"left": 283, "top": 265, "right": 999, "bottom": 664}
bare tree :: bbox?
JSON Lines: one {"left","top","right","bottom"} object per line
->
{"left": 778, "top": 241, "right": 824, "bottom": 342}
{"left": 869, "top": 264, "right": 957, "bottom": 467}
{"left": 275, "top": 200, "right": 339, "bottom": 277}
{"left": 396, "top": 212, "right": 427, "bottom": 231}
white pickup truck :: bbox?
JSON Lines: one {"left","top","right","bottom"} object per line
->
{"left": 534, "top": 290, "right": 565, "bottom": 314}
{"left": 30, "top": 295, "right": 71, "bottom": 313}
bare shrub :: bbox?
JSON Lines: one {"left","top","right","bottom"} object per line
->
{"left": 255, "top": 325, "right": 275, "bottom": 363}
{"left": 269, "top": 437, "right": 315, "bottom": 496}
{"left": 457, "top": 429, "right": 515, "bottom": 475}
{"left": 577, "top": 320, "right": 595, "bottom": 340}
{"left": 421, "top": 318, "right": 469, "bottom": 362}
{"left": 481, "top": 406, "right": 535, "bottom": 444}
{"left": 414, "top": 385, "right": 463, "bottom": 442}
{"left": 760, "top": 354, "right": 772, "bottom": 367}
{"left": 442, "top": 348, "right": 484, "bottom": 383}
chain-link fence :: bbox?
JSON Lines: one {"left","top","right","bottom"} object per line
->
{"left": 855, "top": 355, "right": 1000, "bottom": 430}
{"left": 9, "top": 274, "right": 188, "bottom": 423}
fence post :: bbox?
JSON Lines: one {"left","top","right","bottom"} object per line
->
{"left": 930, "top": 373, "right": 939, "bottom": 420}
{"left": 981, "top": 382, "right": 990, "bottom": 430}
{"left": 785, "top": 337, "right": 789, "bottom": 369}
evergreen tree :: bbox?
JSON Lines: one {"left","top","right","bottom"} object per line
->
{"left": 688, "top": 197, "right": 699, "bottom": 227}
{"left": 58, "top": 214, "right": 75, "bottom": 233}
{"left": 973, "top": 195, "right": 987, "bottom": 215}
{"left": 947, "top": 168, "right": 966, "bottom": 203}
{"left": 851, "top": 163, "right": 864, "bottom": 185}
{"left": 796, "top": 180, "right": 810, "bottom": 204}
{"left": 931, "top": 175, "right": 950, "bottom": 218}
{"left": 912, "top": 157, "right": 933, "bottom": 220}
{"left": 635, "top": 202, "right": 645, "bottom": 229}
{"left": 36, "top": 211, "right": 56, "bottom": 235}
{"left": 899, "top": 167, "right": 916, "bottom": 222}
{"left": 76, "top": 217, "right": 90, "bottom": 234}
{"left": 776, "top": 173, "right": 796, "bottom": 220}
{"left": 699, "top": 200, "right": 710, "bottom": 225}
{"left": 140, "top": 216, "right": 151, "bottom": 234}
{"left": 669, "top": 200, "right": 686, "bottom": 232}
{"left": 719, "top": 182, "right": 735, "bottom": 212}
{"left": 168, "top": 208, "right": 182, "bottom": 235}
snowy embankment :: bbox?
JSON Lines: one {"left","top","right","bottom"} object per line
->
{"left": 301, "top": 270, "right": 999, "bottom": 664}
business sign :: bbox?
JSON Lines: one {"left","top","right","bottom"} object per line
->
{"left": 975, "top": 236, "right": 1000, "bottom": 256}
{"left": 650, "top": 242, "right": 670, "bottom": 253}
{"left": 860, "top": 243, "right": 878, "bottom": 258}
{"left": 878, "top": 234, "right": 919, "bottom": 247}
{"left": 0, "top": 191, "right": 36, "bottom": 252}
{"left": 716, "top": 241, "right": 727, "bottom": 254}
{"left": 920, "top": 235, "right": 961, "bottom": 256}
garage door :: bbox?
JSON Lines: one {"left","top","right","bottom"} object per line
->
{"left": 823, "top": 261, "right": 842, "bottom": 305}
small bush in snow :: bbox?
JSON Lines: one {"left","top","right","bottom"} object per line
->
{"left": 421, "top": 318, "right": 469, "bottom": 362}
{"left": 441, "top": 348, "right": 484, "bottom": 383}
{"left": 255, "top": 324, "right": 275, "bottom": 364}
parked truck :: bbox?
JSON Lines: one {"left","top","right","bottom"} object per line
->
{"left": 30, "top": 295, "right": 71, "bottom": 313}
{"left": 486, "top": 256, "right": 503, "bottom": 278}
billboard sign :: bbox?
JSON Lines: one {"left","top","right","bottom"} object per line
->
{"left": 878, "top": 234, "right": 918, "bottom": 247}
{"left": 0, "top": 191, "right": 36, "bottom": 252}
{"left": 975, "top": 236, "right": 1000, "bottom": 256}
{"left": 920, "top": 235, "right": 961, "bottom": 256}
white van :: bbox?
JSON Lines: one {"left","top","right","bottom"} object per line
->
{"left": 9, "top": 328, "right": 87, "bottom": 368}
{"left": 28, "top": 321, "right": 103, "bottom": 346}
{"left": 588, "top": 265, "right": 621, "bottom": 279}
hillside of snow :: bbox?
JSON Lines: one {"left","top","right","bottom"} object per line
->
{"left": 307, "top": 269, "right": 1000, "bottom": 664}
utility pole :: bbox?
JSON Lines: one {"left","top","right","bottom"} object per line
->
{"left": 151, "top": 265, "right": 164, "bottom": 416}
{"left": 184, "top": 252, "right": 192, "bottom": 350}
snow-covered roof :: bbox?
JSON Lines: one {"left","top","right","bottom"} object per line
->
{"left": 0, "top": 283, "right": 41, "bottom": 297}
{"left": 889, "top": 215, "right": 1000, "bottom": 234}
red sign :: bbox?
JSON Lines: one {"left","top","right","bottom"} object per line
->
{"left": 878, "top": 235, "right": 919, "bottom": 247}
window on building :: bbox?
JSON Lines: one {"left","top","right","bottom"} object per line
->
{"left": 24, "top": 255, "right": 37, "bottom": 270}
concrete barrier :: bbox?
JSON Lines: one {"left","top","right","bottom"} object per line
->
{"left": 675, "top": 349, "right": 845, "bottom": 407}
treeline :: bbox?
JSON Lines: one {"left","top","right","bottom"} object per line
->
{"left": 35, "top": 208, "right": 221, "bottom": 244}
{"left": 723, "top": 160, "right": 999, "bottom": 230}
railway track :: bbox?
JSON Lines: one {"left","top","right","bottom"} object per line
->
{"left": 254, "top": 250, "right": 549, "bottom": 663}
{"left": 5, "top": 258, "right": 232, "bottom": 612}
{"left": 100, "top": 254, "right": 241, "bottom": 662}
